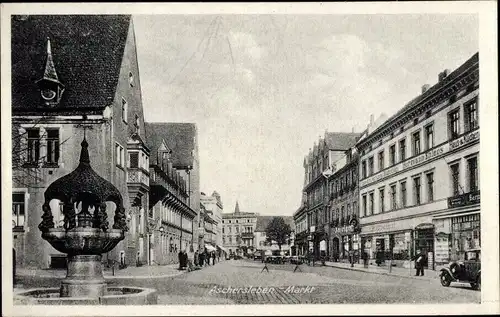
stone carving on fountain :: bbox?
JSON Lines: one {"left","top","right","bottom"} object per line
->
{"left": 38, "top": 136, "right": 129, "bottom": 298}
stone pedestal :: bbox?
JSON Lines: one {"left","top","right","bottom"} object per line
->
{"left": 60, "top": 255, "right": 106, "bottom": 298}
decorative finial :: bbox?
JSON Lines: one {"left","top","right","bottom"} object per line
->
{"left": 79, "top": 134, "right": 90, "bottom": 164}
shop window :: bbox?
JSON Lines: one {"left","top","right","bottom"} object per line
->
{"left": 448, "top": 110, "right": 460, "bottom": 140}
{"left": 467, "top": 157, "right": 479, "bottom": 192}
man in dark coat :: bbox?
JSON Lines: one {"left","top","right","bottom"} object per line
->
{"left": 413, "top": 249, "right": 426, "bottom": 276}
{"left": 212, "top": 252, "right": 216, "bottom": 265}
{"left": 199, "top": 250, "right": 205, "bottom": 268}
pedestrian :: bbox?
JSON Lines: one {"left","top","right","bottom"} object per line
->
{"left": 199, "top": 250, "right": 205, "bottom": 268}
{"left": 187, "top": 246, "right": 195, "bottom": 272}
{"left": 205, "top": 248, "right": 210, "bottom": 266}
{"left": 194, "top": 249, "right": 199, "bottom": 267}
{"left": 413, "top": 249, "right": 426, "bottom": 276}
{"left": 212, "top": 252, "right": 216, "bottom": 265}
{"left": 178, "top": 249, "right": 183, "bottom": 270}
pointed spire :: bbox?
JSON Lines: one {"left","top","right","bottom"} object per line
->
{"left": 235, "top": 201, "right": 240, "bottom": 214}
{"left": 79, "top": 135, "right": 90, "bottom": 165}
{"left": 42, "top": 37, "right": 60, "bottom": 83}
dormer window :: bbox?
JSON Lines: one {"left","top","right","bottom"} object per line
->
{"left": 36, "top": 38, "right": 65, "bottom": 106}
{"left": 122, "top": 98, "right": 128, "bottom": 124}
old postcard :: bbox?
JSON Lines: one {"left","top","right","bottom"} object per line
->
{"left": 1, "top": 2, "right": 498, "bottom": 316}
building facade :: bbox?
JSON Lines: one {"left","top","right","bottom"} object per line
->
{"left": 327, "top": 146, "right": 361, "bottom": 262}
{"left": 145, "top": 127, "right": 196, "bottom": 265}
{"left": 200, "top": 191, "right": 224, "bottom": 249}
{"left": 301, "top": 132, "right": 361, "bottom": 260}
{"left": 221, "top": 202, "right": 258, "bottom": 255}
{"left": 11, "top": 15, "right": 149, "bottom": 269}
{"left": 254, "top": 216, "right": 295, "bottom": 255}
{"left": 357, "top": 53, "right": 479, "bottom": 269}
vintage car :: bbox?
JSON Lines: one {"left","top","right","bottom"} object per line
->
{"left": 253, "top": 251, "right": 263, "bottom": 261}
{"left": 439, "top": 249, "right": 481, "bottom": 290}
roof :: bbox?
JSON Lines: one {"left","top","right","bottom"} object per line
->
{"left": 324, "top": 132, "right": 362, "bottom": 151}
{"left": 145, "top": 122, "right": 197, "bottom": 169}
{"left": 255, "top": 216, "right": 294, "bottom": 232}
{"left": 12, "top": 15, "right": 132, "bottom": 115}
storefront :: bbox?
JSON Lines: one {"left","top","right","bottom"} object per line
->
{"left": 330, "top": 219, "right": 361, "bottom": 262}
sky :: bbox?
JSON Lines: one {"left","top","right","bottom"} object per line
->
{"left": 133, "top": 14, "right": 478, "bottom": 217}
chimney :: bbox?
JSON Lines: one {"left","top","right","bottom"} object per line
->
{"left": 438, "top": 69, "right": 451, "bottom": 82}
{"left": 421, "top": 84, "right": 430, "bottom": 94}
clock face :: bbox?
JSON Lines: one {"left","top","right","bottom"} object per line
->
{"left": 41, "top": 89, "right": 56, "bottom": 101}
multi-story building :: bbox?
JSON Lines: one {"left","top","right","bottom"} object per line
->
{"left": 254, "top": 216, "right": 295, "bottom": 255}
{"left": 200, "top": 191, "right": 224, "bottom": 248}
{"left": 221, "top": 202, "right": 258, "bottom": 255}
{"left": 293, "top": 193, "right": 309, "bottom": 256}
{"left": 327, "top": 145, "right": 362, "bottom": 262}
{"left": 301, "top": 131, "right": 361, "bottom": 260}
{"left": 357, "top": 53, "right": 479, "bottom": 269}
{"left": 11, "top": 15, "right": 149, "bottom": 269}
{"left": 145, "top": 125, "right": 197, "bottom": 265}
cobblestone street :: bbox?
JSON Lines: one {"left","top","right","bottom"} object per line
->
{"left": 16, "top": 259, "right": 480, "bottom": 305}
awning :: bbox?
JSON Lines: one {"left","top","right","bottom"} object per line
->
{"left": 217, "top": 245, "right": 229, "bottom": 253}
{"left": 205, "top": 244, "right": 216, "bottom": 252}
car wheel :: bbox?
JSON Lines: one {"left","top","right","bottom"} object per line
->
{"left": 440, "top": 273, "right": 451, "bottom": 287}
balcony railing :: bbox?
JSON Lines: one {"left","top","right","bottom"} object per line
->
{"left": 127, "top": 167, "right": 149, "bottom": 187}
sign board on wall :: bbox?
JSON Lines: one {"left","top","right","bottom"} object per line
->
{"left": 435, "top": 233, "right": 451, "bottom": 264}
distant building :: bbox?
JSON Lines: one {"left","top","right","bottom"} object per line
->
{"left": 200, "top": 191, "right": 223, "bottom": 249}
{"left": 221, "top": 202, "right": 258, "bottom": 255}
{"left": 357, "top": 53, "right": 479, "bottom": 268}
{"left": 145, "top": 124, "right": 196, "bottom": 265}
{"left": 145, "top": 122, "right": 200, "bottom": 252}
{"left": 11, "top": 15, "right": 149, "bottom": 269}
{"left": 254, "top": 216, "right": 294, "bottom": 255}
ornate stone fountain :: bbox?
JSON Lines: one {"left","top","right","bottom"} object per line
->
{"left": 15, "top": 137, "right": 157, "bottom": 305}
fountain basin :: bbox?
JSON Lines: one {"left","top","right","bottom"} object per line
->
{"left": 14, "top": 286, "right": 157, "bottom": 305}
{"left": 42, "top": 228, "right": 124, "bottom": 255}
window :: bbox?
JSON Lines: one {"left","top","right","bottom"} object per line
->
{"left": 389, "top": 144, "right": 396, "bottom": 166}
{"left": 235, "top": 226, "right": 239, "bottom": 233}
{"left": 129, "top": 152, "right": 139, "bottom": 168}
{"left": 399, "top": 139, "right": 406, "bottom": 161}
{"left": 412, "top": 131, "right": 421, "bottom": 156}
{"left": 341, "top": 206, "right": 345, "bottom": 223}
{"left": 425, "top": 124, "right": 434, "bottom": 150}
{"left": 353, "top": 201, "right": 357, "bottom": 217}
{"left": 228, "top": 226, "right": 232, "bottom": 233}
{"left": 450, "top": 163, "right": 461, "bottom": 196}
{"left": 390, "top": 184, "right": 397, "bottom": 210}
{"left": 362, "top": 195, "right": 367, "bottom": 217}
{"left": 12, "top": 192, "right": 25, "bottom": 228}
{"left": 26, "top": 128, "right": 40, "bottom": 164}
{"left": 379, "top": 187, "right": 385, "bottom": 213}
{"left": 449, "top": 110, "right": 460, "bottom": 139}
{"left": 46, "top": 129, "right": 60, "bottom": 164}
{"left": 378, "top": 151, "right": 385, "bottom": 171}
{"left": 465, "top": 100, "right": 479, "bottom": 132}
{"left": 368, "top": 156, "right": 374, "bottom": 176}
{"left": 426, "top": 172, "right": 434, "bottom": 202}
{"left": 361, "top": 161, "right": 367, "bottom": 179}
{"left": 122, "top": 98, "right": 128, "bottom": 123}
{"left": 413, "top": 176, "right": 421, "bottom": 205}
{"left": 369, "top": 192, "right": 374, "bottom": 216}
{"left": 400, "top": 181, "right": 407, "bottom": 207}
{"left": 467, "top": 157, "right": 479, "bottom": 192}
{"left": 115, "top": 143, "right": 124, "bottom": 167}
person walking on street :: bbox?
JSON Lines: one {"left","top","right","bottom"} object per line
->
{"left": 199, "top": 250, "right": 205, "bottom": 268}
{"left": 194, "top": 250, "right": 199, "bottom": 267}
{"left": 212, "top": 252, "right": 216, "bottom": 265}
{"left": 413, "top": 249, "right": 426, "bottom": 276}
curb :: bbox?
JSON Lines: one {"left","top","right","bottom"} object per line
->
{"left": 324, "top": 263, "right": 437, "bottom": 281}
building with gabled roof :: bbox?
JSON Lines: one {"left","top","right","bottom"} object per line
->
{"left": 221, "top": 202, "right": 259, "bottom": 256}
{"left": 11, "top": 15, "right": 150, "bottom": 269}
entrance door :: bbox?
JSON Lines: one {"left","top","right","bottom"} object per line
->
{"left": 415, "top": 228, "right": 434, "bottom": 269}
{"left": 332, "top": 237, "right": 340, "bottom": 260}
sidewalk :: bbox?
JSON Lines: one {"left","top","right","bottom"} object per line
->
{"left": 16, "top": 263, "right": 185, "bottom": 279}
{"left": 323, "top": 261, "right": 444, "bottom": 281}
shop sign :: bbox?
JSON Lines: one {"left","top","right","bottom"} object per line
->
{"left": 332, "top": 225, "right": 355, "bottom": 234}
{"left": 360, "top": 130, "right": 479, "bottom": 188}
{"left": 362, "top": 221, "right": 396, "bottom": 235}
{"left": 449, "top": 130, "right": 480, "bottom": 151}
{"left": 447, "top": 191, "right": 481, "bottom": 208}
